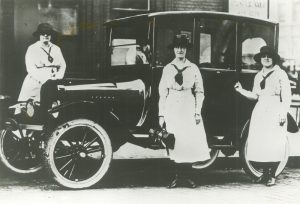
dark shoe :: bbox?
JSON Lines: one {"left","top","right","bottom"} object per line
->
{"left": 266, "top": 177, "right": 276, "bottom": 187}
{"left": 168, "top": 176, "right": 179, "bottom": 188}
{"left": 252, "top": 175, "right": 268, "bottom": 184}
{"left": 185, "top": 178, "right": 197, "bottom": 188}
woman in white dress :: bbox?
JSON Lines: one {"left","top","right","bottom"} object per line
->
{"left": 159, "top": 34, "right": 211, "bottom": 188}
{"left": 18, "top": 23, "right": 66, "bottom": 102}
{"left": 235, "top": 46, "right": 291, "bottom": 186}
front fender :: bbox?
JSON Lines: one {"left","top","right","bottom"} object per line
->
{"left": 48, "top": 100, "right": 94, "bottom": 114}
{"left": 47, "top": 100, "right": 130, "bottom": 151}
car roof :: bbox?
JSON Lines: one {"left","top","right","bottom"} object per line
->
{"left": 104, "top": 11, "right": 278, "bottom": 26}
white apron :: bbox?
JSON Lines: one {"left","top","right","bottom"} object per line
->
{"left": 247, "top": 96, "right": 287, "bottom": 162}
{"left": 165, "top": 89, "right": 211, "bottom": 163}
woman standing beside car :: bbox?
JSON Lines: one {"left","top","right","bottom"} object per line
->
{"left": 158, "top": 34, "right": 211, "bottom": 188}
{"left": 235, "top": 46, "right": 291, "bottom": 186}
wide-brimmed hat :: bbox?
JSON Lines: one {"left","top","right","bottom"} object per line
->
{"left": 168, "top": 34, "right": 192, "bottom": 49}
{"left": 32, "top": 23, "right": 58, "bottom": 37}
{"left": 253, "top": 46, "right": 280, "bottom": 64}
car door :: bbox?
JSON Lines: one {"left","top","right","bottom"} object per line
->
{"left": 108, "top": 19, "right": 151, "bottom": 128}
{"left": 195, "top": 17, "right": 238, "bottom": 146}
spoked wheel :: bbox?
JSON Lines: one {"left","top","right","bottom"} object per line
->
{"left": 0, "top": 126, "right": 43, "bottom": 174}
{"left": 44, "top": 119, "right": 112, "bottom": 189}
{"left": 240, "top": 120, "right": 290, "bottom": 179}
{"left": 192, "top": 148, "right": 220, "bottom": 169}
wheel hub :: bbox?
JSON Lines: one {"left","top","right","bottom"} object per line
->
{"left": 79, "top": 152, "right": 87, "bottom": 158}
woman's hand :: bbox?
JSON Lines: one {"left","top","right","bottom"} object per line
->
{"left": 279, "top": 112, "right": 286, "bottom": 126}
{"left": 159, "top": 116, "right": 165, "bottom": 128}
{"left": 195, "top": 113, "right": 201, "bottom": 125}
{"left": 234, "top": 82, "right": 243, "bottom": 93}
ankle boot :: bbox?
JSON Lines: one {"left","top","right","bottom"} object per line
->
{"left": 266, "top": 162, "right": 279, "bottom": 187}
{"left": 253, "top": 167, "right": 269, "bottom": 184}
{"left": 185, "top": 177, "right": 197, "bottom": 188}
{"left": 266, "top": 177, "right": 276, "bottom": 186}
{"left": 168, "top": 174, "right": 179, "bottom": 188}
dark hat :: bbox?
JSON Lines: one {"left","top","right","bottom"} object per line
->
{"left": 168, "top": 34, "right": 192, "bottom": 49}
{"left": 253, "top": 46, "right": 280, "bottom": 64}
{"left": 33, "top": 23, "right": 58, "bottom": 37}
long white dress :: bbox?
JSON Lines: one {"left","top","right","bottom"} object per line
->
{"left": 247, "top": 65, "right": 291, "bottom": 162}
{"left": 159, "top": 59, "right": 211, "bottom": 163}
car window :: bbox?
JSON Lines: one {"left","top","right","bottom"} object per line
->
{"left": 241, "top": 22, "right": 274, "bottom": 70}
{"left": 110, "top": 25, "right": 150, "bottom": 66}
{"left": 198, "top": 19, "right": 236, "bottom": 70}
{"left": 155, "top": 16, "right": 194, "bottom": 66}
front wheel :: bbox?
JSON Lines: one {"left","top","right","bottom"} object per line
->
{"left": 44, "top": 119, "right": 113, "bottom": 189}
{"left": 240, "top": 120, "right": 290, "bottom": 179}
{"left": 0, "top": 124, "right": 43, "bottom": 174}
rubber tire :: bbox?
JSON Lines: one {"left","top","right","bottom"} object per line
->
{"left": 0, "top": 128, "right": 43, "bottom": 174}
{"left": 44, "top": 119, "right": 113, "bottom": 189}
{"left": 240, "top": 120, "right": 290, "bottom": 179}
{"left": 192, "top": 148, "right": 220, "bottom": 169}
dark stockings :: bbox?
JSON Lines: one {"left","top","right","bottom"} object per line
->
{"left": 269, "top": 162, "right": 280, "bottom": 178}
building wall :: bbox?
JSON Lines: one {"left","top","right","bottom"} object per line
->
{"left": 0, "top": 0, "right": 228, "bottom": 97}
{"left": 169, "top": 0, "right": 227, "bottom": 11}
{"left": 0, "top": 0, "right": 15, "bottom": 95}
{"left": 276, "top": 0, "right": 300, "bottom": 70}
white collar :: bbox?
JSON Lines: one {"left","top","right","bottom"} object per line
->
{"left": 170, "top": 58, "right": 192, "bottom": 68}
{"left": 261, "top": 65, "right": 279, "bottom": 77}
{"left": 37, "top": 41, "right": 53, "bottom": 49}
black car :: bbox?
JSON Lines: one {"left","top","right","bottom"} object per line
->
{"left": 0, "top": 11, "right": 290, "bottom": 189}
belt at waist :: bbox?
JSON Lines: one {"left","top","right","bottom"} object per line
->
{"left": 258, "top": 95, "right": 281, "bottom": 103}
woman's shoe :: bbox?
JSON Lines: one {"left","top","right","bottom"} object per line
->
{"left": 185, "top": 178, "right": 197, "bottom": 188}
{"left": 168, "top": 175, "right": 179, "bottom": 188}
{"left": 252, "top": 175, "right": 268, "bottom": 184}
{"left": 266, "top": 177, "right": 276, "bottom": 186}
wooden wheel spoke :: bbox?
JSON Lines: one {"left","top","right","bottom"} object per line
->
{"left": 55, "top": 153, "right": 73, "bottom": 160}
{"left": 84, "top": 137, "right": 98, "bottom": 148}
{"left": 68, "top": 163, "right": 76, "bottom": 179}
{"left": 9, "top": 131, "right": 21, "bottom": 142}
{"left": 59, "top": 158, "right": 74, "bottom": 172}
{"left": 56, "top": 142, "right": 73, "bottom": 153}
{"left": 65, "top": 139, "right": 74, "bottom": 147}
{"left": 10, "top": 151, "right": 21, "bottom": 162}
{"left": 87, "top": 146, "right": 103, "bottom": 154}
{"left": 81, "top": 127, "right": 88, "bottom": 145}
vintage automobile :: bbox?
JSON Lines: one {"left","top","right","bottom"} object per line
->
{"left": 0, "top": 11, "right": 292, "bottom": 189}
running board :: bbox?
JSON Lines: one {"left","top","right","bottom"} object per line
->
{"left": 210, "top": 145, "right": 235, "bottom": 149}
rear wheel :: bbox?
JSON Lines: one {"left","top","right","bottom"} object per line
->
{"left": 0, "top": 125, "right": 43, "bottom": 174}
{"left": 192, "top": 148, "right": 219, "bottom": 169}
{"left": 44, "top": 119, "right": 112, "bottom": 189}
{"left": 240, "top": 120, "right": 289, "bottom": 179}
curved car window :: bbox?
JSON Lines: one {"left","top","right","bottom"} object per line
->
{"left": 241, "top": 22, "right": 274, "bottom": 70}
{"left": 198, "top": 19, "right": 236, "bottom": 70}
{"left": 110, "top": 25, "right": 150, "bottom": 66}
